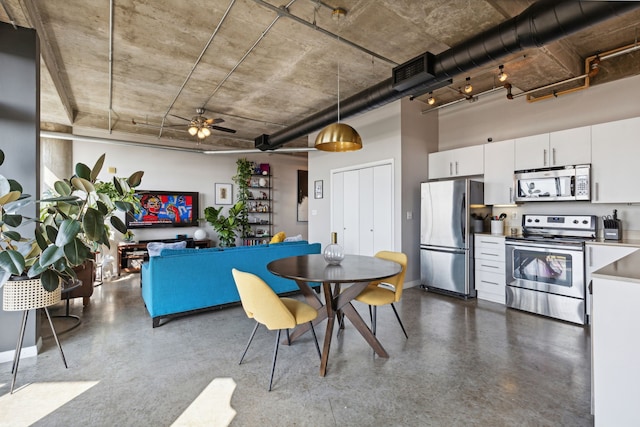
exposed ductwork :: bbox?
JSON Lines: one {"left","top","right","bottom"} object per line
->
{"left": 256, "top": 0, "right": 640, "bottom": 151}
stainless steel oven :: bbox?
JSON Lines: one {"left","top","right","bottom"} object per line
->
{"left": 505, "top": 214, "right": 596, "bottom": 325}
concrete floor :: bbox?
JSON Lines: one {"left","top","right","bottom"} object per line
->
{"left": 0, "top": 275, "right": 593, "bottom": 426}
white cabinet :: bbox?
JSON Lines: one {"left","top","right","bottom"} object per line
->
{"left": 483, "top": 139, "right": 515, "bottom": 205}
{"left": 332, "top": 163, "right": 393, "bottom": 256}
{"left": 585, "top": 243, "right": 639, "bottom": 320}
{"left": 474, "top": 234, "right": 505, "bottom": 304}
{"left": 514, "top": 127, "right": 591, "bottom": 171}
{"left": 428, "top": 145, "right": 484, "bottom": 179}
{"left": 514, "top": 133, "right": 550, "bottom": 170}
{"left": 591, "top": 116, "right": 640, "bottom": 203}
{"left": 549, "top": 126, "right": 591, "bottom": 166}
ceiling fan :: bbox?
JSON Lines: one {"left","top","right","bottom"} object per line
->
{"left": 169, "top": 108, "right": 236, "bottom": 139}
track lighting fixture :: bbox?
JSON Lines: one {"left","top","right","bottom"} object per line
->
{"left": 427, "top": 92, "right": 435, "bottom": 105}
{"left": 464, "top": 77, "right": 473, "bottom": 94}
{"left": 498, "top": 64, "right": 508, "bottom": 82}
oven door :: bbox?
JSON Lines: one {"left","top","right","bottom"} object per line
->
{"left": 506, "top": 241, "right": 584, "bottom": 299}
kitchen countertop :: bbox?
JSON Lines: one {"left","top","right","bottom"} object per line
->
{"left": 592, "top": 250, "right": 640, "bottom": 284}
{"left": 588, "top": 238, "right": 640, "bottom": 247}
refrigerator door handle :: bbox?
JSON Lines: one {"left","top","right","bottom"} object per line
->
{"left": 461, "top": 193, "right": 466, "bottom": 245}
{"left": 421, "top": 246, "right": 466, "bottom": 254}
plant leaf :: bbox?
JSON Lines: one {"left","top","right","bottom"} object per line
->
{"left": 40, "top": 269, "right": 60, "bottom": 292}
{"left": 90, "top": 153, "right": 106, "bottom": 181}
{"left": 55, "top": 219, "right": 82, "bottom": 247}
{"left": 114, "top": 201, "right": 133, "bottom": 212}
{"left": 0, "top": 190, "right": 21, "bottom": 206}
{"left": 127, "top": 171, "right": 144, "bottom": 188}
{"left": 110, "top": 215, "right": 127, "bottom": 234}
{"left": 75, "top": 162, "right": 92, "bottom": 180}
{"left": 3, "top": 214, "right": 23, "bottom": 227}
{"left": 82, "top": 207, "right": 104, "bottom": 241}
{"left": 0, "top": 150, "right": 4, "bottom": 166}
{"left": 45, "top": 224, "right": 59, "bottom": 242}
{"left": 71, "top": 176, "right": 95, "bottom": 193}
{"left": 96, "top": 199, "right": 109, "bottom": 215}
{"left": 3, "top": 230, "right": 21, "bottom": 242}
{"left": 113, "top": 176, "right": 123, "bottom": 195}
{"left": 35, "top": 228, "right": 48, "bottom": 249}
{"left": 39, "top": 244, "right": 64, "bottom": 267}
{"left": 63, "top": 237, "right": 90, "bottom": 265}
{"left": 0, "top": 250, "right": 25, "bottom": 275}
{"left": 53, "top": 180, "right": 72, "bottom": 197}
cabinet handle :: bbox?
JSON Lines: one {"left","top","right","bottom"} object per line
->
{"left": 455, "top": 161, "right": 459, "bottom": 175}
{"left": 589, "top": 246, "right": 593, "bottom": 267}
{"left": 449, "top": 162, "right": 453, "bottom": 176}
{"left": 552, "top": 148, "right": 556, "bottom": 165}
{"left": 480, "top": 264, "right": 500, "bottom": 269}
{"left": 595, "top": 182, "right": 599, "bottom": 201}
{"left": 480, "top": 252, "right": 499, "bottom": 256}
{"left": 480, "top": 240, "right": 499, "bottom": 245}
{"left": 543, "top": 149, "right": 547, "bottom": 166}
{"left": 509, "top": 187, "right": 513, "bottom": 203}
{"left": 481, "top": 280, "right": 499, "bottom": 286}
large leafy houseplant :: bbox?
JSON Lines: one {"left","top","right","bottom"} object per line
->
{"left": 0, "top": 150, "right": 143, "bottom": 291}
{"left": 204, "top": 201, "right": 245, "bottom": 247}
{"left": 233, "top": 158, "right": 253, "bottom": 239}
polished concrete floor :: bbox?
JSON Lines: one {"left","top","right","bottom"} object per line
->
{"left": 0, "top": 275, "right": 593, "bottom": 426}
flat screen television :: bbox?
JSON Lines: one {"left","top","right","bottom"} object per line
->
{"left": 126, "top": 191, "right": 199, "bottom": 228}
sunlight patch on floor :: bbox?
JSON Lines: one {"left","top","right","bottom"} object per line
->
{"left": 0, "top": 381, "right": 98, "bottom": 426}
{"left": 171, "top": 378, "right": 237, "bottom": 427}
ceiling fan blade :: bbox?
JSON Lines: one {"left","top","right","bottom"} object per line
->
{"left": 169, "top": 114, "right": 193, "bottom": 122}
{"left": 204, "top": 117, "right": 224, "bottom": 125}
{"left": 210, "top": 125, "right": 237, "bottom": 134}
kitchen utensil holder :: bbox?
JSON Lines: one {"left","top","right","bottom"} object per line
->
{"left": 490, "top": 220, "right": 504, "bottom": 235}
{"left": 604, "top": 220, "right": 622, "bottom": 240}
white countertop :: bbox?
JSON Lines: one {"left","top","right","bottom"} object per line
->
{"left": 592, "top": 251, "right": 640, "bottom": 284}
{"left": 588, "top": 238, "right": 640, "bottom": 248}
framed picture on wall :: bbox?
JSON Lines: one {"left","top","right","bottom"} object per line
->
{"left": 215, "top": 183, "right": 232, "bottom": 205}
{"left": 314, "top": 180, "right": 323, "bottom": 199}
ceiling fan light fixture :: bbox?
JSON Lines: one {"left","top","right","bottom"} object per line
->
{"left": 464, "top": 77, "right": 473, "bottom": 94}
{"left": 197, "top": 129, "right": 206, "bottom": 139}
{"left": 188, "top": 126, "right": 198, "bottom": 136}
{"left": 498, "top": 64, "right": 508, "bottom": 82}
{"left": 314, "top": 123, "right": 362, "bottom": 152}
{"left": 202, "top": 127, "right": 211, "bottom": 137}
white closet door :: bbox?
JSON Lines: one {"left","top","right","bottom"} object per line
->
{"left": 358, "top": 167, "right": 374, "bottom": 255}
{"left": 342, "top": 169, "right": 360, "bottom": 255}
{"left": 372, "top": 164, "right": 393, "bottom": 254}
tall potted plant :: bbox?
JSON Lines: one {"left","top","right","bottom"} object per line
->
{"left": 204, "top": 202, "right": 245, "bottom": 247}
{"left": 233, "top": 158, "right": 253, "bottom": 239}
{"left": 0, "top": 150, "right": 144, "bottom": 291}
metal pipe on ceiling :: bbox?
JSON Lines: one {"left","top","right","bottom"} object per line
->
{"left": 258, "top": 0, "right": 640, "bottom": 151}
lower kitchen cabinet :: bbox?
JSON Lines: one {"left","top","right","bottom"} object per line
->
{"left": 585, "top": 242, "right": 639, "bottom": 321}
{"left": 474, "top": 234, "right": 506, "bottom": 304}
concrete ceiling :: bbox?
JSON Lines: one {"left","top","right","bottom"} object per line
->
{"left": 2, "top": 0, "right": 640, "bottom": 153}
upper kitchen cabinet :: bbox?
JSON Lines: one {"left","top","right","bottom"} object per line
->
{"left": 514, "top": 126, "right": 591, "bottom": 171}
{"left": 549, "top": 126, "right": 591, "bottom": 166}
{"left": 484, "top": 139, "right": 515, "bottom": 205}
{"left": 591, "top": 116, "right": 640, "bottom": 203}
{"left": 428, "top": 145, "right": 484, "bottom": 180}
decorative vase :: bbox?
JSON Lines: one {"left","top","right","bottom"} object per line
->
{"left": 194, "top": 228, "right": 207, "bottom": 240}
{"left": 323, "top": 232, "right": 345, "bottom": 265}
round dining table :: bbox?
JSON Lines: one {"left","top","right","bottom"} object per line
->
{"left": 267, "top": 254, "right": 402, "bottom": 376}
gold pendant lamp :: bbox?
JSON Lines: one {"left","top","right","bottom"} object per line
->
{"left": 314, "top": 31, "right": 362, "bottom": 152}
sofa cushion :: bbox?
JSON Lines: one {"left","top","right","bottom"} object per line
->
{"left": 270, "top": 231, "right": 286, "bottom": 243}
{"left": 283, "top": 234, "right": 303, "bottom": 242}
{"left": 147, "top": 241, "right": 187, "bottom": 257}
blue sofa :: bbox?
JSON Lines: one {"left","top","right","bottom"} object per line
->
{"left": 141, "top": 241, "right": 321, "bottom": 327}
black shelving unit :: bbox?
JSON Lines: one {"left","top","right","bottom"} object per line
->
{"left": 243, "top": 172, "right": 272, "bottom": 246}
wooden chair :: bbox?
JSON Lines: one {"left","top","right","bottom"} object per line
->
{"left": 231, "top": 268, "right": 321, "bottom": 391}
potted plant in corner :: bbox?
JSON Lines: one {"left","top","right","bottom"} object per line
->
{"left": 204, "top": 201, "right": 245, "bottom": 247}
{"left": 0, "top": 150, "right": 144, "bottom": 293}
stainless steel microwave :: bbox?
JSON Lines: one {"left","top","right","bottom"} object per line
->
{"left": 514, "top": 165, "right": 590, "bottom": 202}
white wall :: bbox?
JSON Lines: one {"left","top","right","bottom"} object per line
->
{"left": 72, "top": 142, "right": 308, "bottom": 244}
{"left": 438, "top": 73, "right": 640, "bottom": 150}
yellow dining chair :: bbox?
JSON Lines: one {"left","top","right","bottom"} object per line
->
{"left": 354, "top": 251, "right": 408, "bottom": 338}
{"left": 231, "top": 268, "right": 321, "bottom": 391}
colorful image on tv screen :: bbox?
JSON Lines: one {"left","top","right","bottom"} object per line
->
{"left": 130, "top": 193, "right": 194, "bottom": 226}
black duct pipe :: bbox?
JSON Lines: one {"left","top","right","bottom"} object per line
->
{"left": 257, "top": 0, "right": 640, "bottom": 150}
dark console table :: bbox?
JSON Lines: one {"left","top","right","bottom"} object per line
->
{"left": 117, "top": 239, "right": 212, "bottom": 275}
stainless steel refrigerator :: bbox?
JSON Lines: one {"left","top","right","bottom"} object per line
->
{"left": 420, "top": 179, "right": 488, "bottom": 298}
